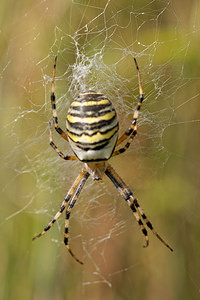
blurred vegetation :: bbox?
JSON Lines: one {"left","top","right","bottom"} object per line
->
{"left": 0, "top": 0, "right": 200, "bottom": 300}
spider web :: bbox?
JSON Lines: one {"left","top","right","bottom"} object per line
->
{"left": 1, "top": 0, "right": 200, "bottom": 297}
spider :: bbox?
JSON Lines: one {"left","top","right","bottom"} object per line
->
{"left": 33, "top": 56, "right": 173, "bottom": 264}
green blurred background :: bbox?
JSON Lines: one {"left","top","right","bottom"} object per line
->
{"left": 0, "top": 0, "right": 200, "bottom": 299}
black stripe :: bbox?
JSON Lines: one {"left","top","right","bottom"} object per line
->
{"left": 138, "top": 219, "right": 143, "bottom": 226}
{"left": 75, "top": 138, "right": 108, "bottom": 148}
{"left": 50, "top": 141, "right": 56, "bottom": 149}
{"left": 66, "top": 212, "right": 70, "bottom": 219}
{"left": 76, "top": 141, "right": 109, "bottom": 151}
{"left": 64, "top": 237, "right": 68, "bottom": 245}
{"left": 146, "top": 221, "right": 153, "bottom": 230}
{"left": 44, "top": 224, "right": 50, "bottom": 231}
{"left": 126, "top": 128, "right": 133, "bottom": 135}
{"left": 125, "top": 142, "right": 130, "bottom": 148}
{"left": 76, "top": 92, "right": 105, "bottom": 102}
{"left": 130, "top": 203, "right": 136, "bottom": 212}
{"left": 71, "top": 130, "right": 118, "bottom": 147}
{"left": 66, "top": 115, "right": 117, "bottom": 131}
{"left": 105, "top": 169, "right": 123, "bottom": 190}
{"left": 118, "top": 148, "right": 125, "bottom": 154}
{"left": 136, "top": 104, "right": 141, "bottom": 111}
{"left": 51, "top": 93, "right": 55, "bottom": 102}
{"left": 133, "top": 199, "right": 139, "bottom": 208}
{"left": 60, "top": 205, "right": 65, "bottom": 213}
{"left": 70, "top": 103, "right": 111, "bottom": 112}
{"left": 67, "top": 124, "right": 118, "bottom": 138}
{"left": 133, "top": 130, "right": 137, "bottom": 136}
{"left": 141, "top": 213, "right": 147, "bottom": 219}
{"left": 139, "top": 95, "right": 143, "bottom": 102}
{"left": 44, "top": 225, "right": 51, "bottom": 231}
{"left": 54, "top": 126, "right": 63, "bottom": 135}
{"left": 142, "top": 228, "right": 148, "bottom": 236}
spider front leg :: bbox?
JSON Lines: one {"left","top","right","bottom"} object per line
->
{"left": 112, "top": 57, "right": 144, "bottom": 157}
{"left": 49, "top": 122, "right": 78, "bottom": 160}
{"left": 105, "top": 163, "right": 173, "bottom": 252}
{"left": 51, "top": 55, "right": 69, "bottom": 142}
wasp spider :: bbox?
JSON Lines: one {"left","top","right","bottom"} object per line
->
{"left": 33, "top": 56, "right": 173, "bottom": 264}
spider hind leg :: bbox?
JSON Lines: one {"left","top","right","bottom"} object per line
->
{"left": 64, "top": 213, "right": 84, "bottom": 265}
{"left": 133, "top": 198, "right": 173, "bottom": 252}
{"left": 63, "top": 169, "right": 90, "bottom": 264}
{"left": 32, "top": 168, "right": 90, "bottom": 265}
{"left": 105, "top": 163, "right": 173, "bottom": 252}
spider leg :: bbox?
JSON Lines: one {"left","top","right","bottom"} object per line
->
{"left": 105, "top": 163, "right": 149, "bottom": 247}
{"left": 112, "top": 57, "right": 144, "bottom": 157}
{"left": 49, "top": 122, "right": 78, "bottom": 160}
{"left": 51, "top": 56, "right": 69, "bottom": 142}
{"left": 32, "top": 168, "right": 88, "bottom": 241}
{"left": 133, "top": 198, "right": 173, "bottom": 251}
{"left": 64, "top": 169, "right": 90, "bottom": 265}
{"left": 105, "top": 163, "right": 173, "bottom": 252}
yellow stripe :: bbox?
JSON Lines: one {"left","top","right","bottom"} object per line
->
{"left": 67, "top": 111, "right": 116, "bottom": 124}
{"left": 79, "top": 91, "right": 102, "bottom": 96}
{"left": 53, "top": 110, "right": 57, "bottom": 117}
{"left": 71, "top": 99, "right": 110, "bottom": 107}
{"left": 67, "top": 126, "right": 118, "bottom": 143}
{"left": 133, "top": 110, "right": 139, "bottom": 119}
{"left": 65, "top": 219, "right": 69, "bottom": 226}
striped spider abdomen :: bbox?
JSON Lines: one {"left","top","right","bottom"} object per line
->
{"left": 66, "top": 90, "right": 119, "bottom": 161}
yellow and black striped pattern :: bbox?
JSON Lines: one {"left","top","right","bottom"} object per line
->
{"left": 66, "top": 91, "right": 119, "bottom": 161}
